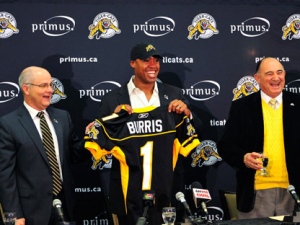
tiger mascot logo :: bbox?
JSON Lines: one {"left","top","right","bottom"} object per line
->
{"left": 86, "top": 122, "right": 113, "bottom": 170}
{"left": 50, "top": 78, "right": 67, "bottom": 104}
{"left": 191, "top": 140, "right": 221, "bottom": 167}
{"left": 0, "top": 12, "right": 19, "bottom": 38}
{"left": 232, "top": 76, "right": 259, "bottom": 101}
{"left": 91, "top": 153, "right": 112, "bottom": 170}
{"left": 187, "top": 13, "right": 219, "bottom": 40}
{"left": 88, "top": 12, "right": 121, "bottom": 40}
{"left": 282, "top": 14, "right": 300, "bottom": 40}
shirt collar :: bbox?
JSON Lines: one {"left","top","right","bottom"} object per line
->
{"left": 23, "top": 101, "right": 48, "bottom": 119}
{"left": 260, "top": 91, "right": 282, "bottom": 105}
{"left": 127, "top": 75, "right": 159, "bottom": 95}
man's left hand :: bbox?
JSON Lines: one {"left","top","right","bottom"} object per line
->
{"left": 168, "top": 99, "right": 191, "bottom": 117}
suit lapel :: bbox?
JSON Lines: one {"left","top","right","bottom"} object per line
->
{"left": 158, "top": 82, "right": 171, "bottom": 106}
{"left": 17, "top": 105, "right": 49, "bottom": 164}
{"left": 249, "top": 92, "right": 264, "bottom": 150}
{"left": 117, "top": 85, "right": 131, "bottom": 104}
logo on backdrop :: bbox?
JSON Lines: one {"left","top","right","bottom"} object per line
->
{"left": 285, "top": 79, "right": 300, "bottom": 94}
{"left": 183, "top": 80, "right": 220, "bottom": 101}
{"left": 282, "top": 14, "right": 300, "bottom": 40}
{"left": 230, "top": 17, "right": 270, "bottom": 37}
{"left": 187, "top": 13, "right": 219, "bottom": 40}
{"left": 133, "top": 16, "right": 175, "bottom": 37}
{"left": 232, "top": 76, "right": 259, "bottom": 100}
{"left": 88, "top": 12, "right": 121, "bottom": 40}
{"left": 50, "top": 78, "right": 67, "bottom": 104}
{"left": 79, "top": 81, "right": 121, "bottom": 102}
{"left": 190, "top": 140, "right": 221, "bottom": 167}
{"left": 32, "top": 15, "right": 75, "bottom": 36}
{"left": 82, "top": 212, "right": 109, "bottom": 225}
{"left": 0, "top": 82, "right": 20, "bottom": 103}
{"left": 0, "top": 12, "right": 19, "bottom": 39}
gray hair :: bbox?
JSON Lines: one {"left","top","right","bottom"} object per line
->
{"left": 18, "top": 66, "right": 49, "bottom": 88}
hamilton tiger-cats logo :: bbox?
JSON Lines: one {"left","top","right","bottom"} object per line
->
{"left": 232, "top": 76, "right": 260, "bottom": 101}
{"left": 191, "top": 140, "right": 221, "bottom": 167}
{"left": 282, "top": 14, "right": 300, "bottom": 40}
{"left": 187, "top": 13, "right": 219, "bottom": 40}
{"left": 0, "top": 12, "right": 19, "bottom": 39}
{"left": 88, "top": 12, "right": 121, "bottom": 40}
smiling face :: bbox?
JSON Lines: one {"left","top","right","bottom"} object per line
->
{"left": 254, "top": 58, "right": 286, "bottom": 98}
{"left": 130, "top": 56, "right": 160, "bottom": 88}
{"left": 21, "top": 67, "right": 53, "bottom": 111}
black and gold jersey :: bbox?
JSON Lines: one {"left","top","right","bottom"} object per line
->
{"left": 85, "top": 105, "right": 200, "bottom": 212}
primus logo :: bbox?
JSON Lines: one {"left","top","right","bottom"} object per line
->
{"left": 82, "top": 213, "right": 108, "bottom": 225}
{"left": 182, "top": 80, "right": 220, "bottom": 101}
{"left": 133, "top": 16, "right": 175, "bottom": 37}
{"left": 79, "top": 81, "right": 121, "bottom": 102}
{"left": 230, "top": 17, "right": 270, "bottom": 37}
{"left": 285, "top": 79, "right": 300, "bottom": 94}
{"left": 32, "top": 15, "right": 75, "bottom": 36}
{"left": 0, "top": 82, "right": 20, "bottom": 103}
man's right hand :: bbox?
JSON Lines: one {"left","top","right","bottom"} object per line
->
{"left": 16, "top": 218, "right": 25, "bottom": 225}
{"left": 114, "top": 104, "right": 133, "bottom": 114}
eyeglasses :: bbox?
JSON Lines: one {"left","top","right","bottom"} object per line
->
{"left": 26, "top": 82, "right": 55, "bottom": 89}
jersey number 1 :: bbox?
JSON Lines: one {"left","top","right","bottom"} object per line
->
{"left": 140, "top": 141, "right": 153, "bottom": 190}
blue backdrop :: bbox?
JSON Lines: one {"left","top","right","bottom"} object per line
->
{"left": 1, "top": 1, "right": 300, "bottom": 224}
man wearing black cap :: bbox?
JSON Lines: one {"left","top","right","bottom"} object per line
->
{"left": 86, "top": 43, "right": 201, "bottom": 225}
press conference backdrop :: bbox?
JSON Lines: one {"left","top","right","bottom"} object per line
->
{"left": 1, "top": 1, "right": 300, "bottom": 224}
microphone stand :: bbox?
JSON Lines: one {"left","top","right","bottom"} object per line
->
{"left": 136, "top": 205, "right": 149, "bottom": 225}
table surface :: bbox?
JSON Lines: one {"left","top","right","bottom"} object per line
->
{"left": 173, "top": 217, "right": 298, "bottom": 225}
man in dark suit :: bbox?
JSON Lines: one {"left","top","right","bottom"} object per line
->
{"left": 91, "top": 43, "right": 202, "bottom": 225}
{"left": 218, "top": 57, "right": 300, "bottom": 219}
{"left": 0, "top": 66, "right": 90, "bottom": 225}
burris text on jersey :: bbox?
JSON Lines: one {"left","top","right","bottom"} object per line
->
{"left": 127, "top": 119, "right": 163, "bottom": 134}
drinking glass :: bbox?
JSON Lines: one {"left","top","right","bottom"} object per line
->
{"left": 258, "top": 153, "right": 269, "bottom": 176}
{"left": 3, "top": 212, "right": 16, "bottom": 225}
{"left": 162, "top": 207, "right": 176, "bottom": 225}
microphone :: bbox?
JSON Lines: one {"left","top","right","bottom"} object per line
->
{"left": 53, "top": 199, "right": 65, "bottom": 222}
{"left": 287, "top": 185, "right": 300, "bottom": 206}
{"left": 175, "top": 192, "right": 193, "bottom": 218}
{"left": 191, "top": 181, "right": 211, "bottom": 215}
{"left": 136, "top": 191, "right": 155, "bottom": 225}
{"left": 142, "top": 191, "right": 155, "bottom": 209}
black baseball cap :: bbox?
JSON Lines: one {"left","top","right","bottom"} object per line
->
{"left": 130, "top": 43, "right": 162, "bottom": 60}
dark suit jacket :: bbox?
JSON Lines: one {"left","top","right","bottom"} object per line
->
{"left": 218, "top": 91, "right": 300, "bottom": 212}
{"left": 97, "top": 82, "right": 202, "bottom": 223}
{"left": 0, "top": 105, "right": 88, "bottom": 225}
